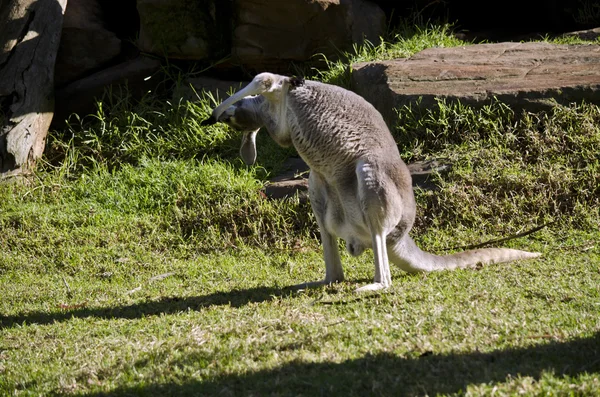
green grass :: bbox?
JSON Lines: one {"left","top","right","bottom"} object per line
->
{"left": 1, "top": 23, "right": 600, "bottom": 396}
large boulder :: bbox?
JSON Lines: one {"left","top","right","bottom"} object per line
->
{"left": 55, "top": 0, "right": 122, "bottom": 86}
{"left": 136, "top": 0, "right": 385, "bottom": 68}
{"left": 351, "top": 42, "right": 600, "bottom": 126}
{"left": 136, "top": 0, "right": 231, "bottom": 60}
{"left": 232, "top": 0, "right": 386, "bottom": 72}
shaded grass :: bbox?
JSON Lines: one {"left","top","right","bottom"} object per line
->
{"left": 543, "top": 34, "right": 600, "bottom": 45}
{"left": 48, "top": 93, "right": 234, "bottom": 170}
{"left": 48, "top": 89, "right": 296, "bottom": 181}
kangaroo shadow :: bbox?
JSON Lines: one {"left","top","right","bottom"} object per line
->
{"left": 0, "top": 285, "right": 292, "bottom": 329}
{"left": 0, "top": 278, "right": 384, "bottom": 329}
{"left": 78, "top": 331, "right": 600, "bottom": 396}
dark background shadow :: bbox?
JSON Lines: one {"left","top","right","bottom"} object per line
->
{"left": 76, "top": 331, "right": 599, "bottom": 396}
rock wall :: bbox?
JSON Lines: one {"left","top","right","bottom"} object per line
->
{"left": 55, "top": 0, "right": 121, "bottom": 86}
{"left": 52, "top": 0, "right": 600, "bottom": 124}
{"left": 57, "top": 0, "right": 386, "bottom": 89}
{"left": 52, "top": 0, "right": 386, "bottom": 122}
{"left": 231, "top": 0, "right": 385, "bottom": 71}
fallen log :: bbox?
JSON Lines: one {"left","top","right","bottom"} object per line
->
{"left": 0, "top": 0, "right": 67, "bottom": 176}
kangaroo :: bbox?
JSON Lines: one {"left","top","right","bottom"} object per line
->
{"left": 202, "top": 73, "right": 541, "bottom": 291}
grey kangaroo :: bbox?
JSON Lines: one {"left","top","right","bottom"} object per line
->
{"left": 202, "top": 73, "right": 540, "bottom": 291}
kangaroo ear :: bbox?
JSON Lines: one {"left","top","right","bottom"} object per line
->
{"left": 240, "top": 129, "right": 259, "bottom": 165}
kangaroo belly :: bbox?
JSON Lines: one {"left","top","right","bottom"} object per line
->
{"left": 322, "top": 188, "right": 371, "bottom": 255}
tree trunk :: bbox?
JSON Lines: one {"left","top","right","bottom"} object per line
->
{"left": 0, "top": 0, "right": 67, "bottom": 177}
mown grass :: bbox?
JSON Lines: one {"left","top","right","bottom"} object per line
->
{"left": 1, "top": 23, "right": 599, "bottom": 396}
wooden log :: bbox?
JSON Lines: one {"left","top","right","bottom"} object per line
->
{"left": 0, "top": 0, "right": 67, "bottom": 176}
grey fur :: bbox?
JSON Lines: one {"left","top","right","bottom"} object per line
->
{"left": 206, "top": 73, "right": 541, "bottom": 291}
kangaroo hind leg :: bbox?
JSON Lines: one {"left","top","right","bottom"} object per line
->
{"left": 354, "top": 161, "right": 395, "bottom": 292}
{"left": 355, "top": 231, "right": 392, "bottom": 292}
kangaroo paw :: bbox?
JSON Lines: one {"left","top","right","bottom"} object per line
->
{"left": 355, "top": 282, "right": 389, "bottom": 293}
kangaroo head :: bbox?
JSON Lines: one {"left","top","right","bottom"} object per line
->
{"left": 202, "top": 73, "right": 299, "bottom": 165}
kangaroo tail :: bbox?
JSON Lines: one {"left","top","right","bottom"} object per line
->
{"left": 389, "top": 235, "right": 541, "bottom": 273}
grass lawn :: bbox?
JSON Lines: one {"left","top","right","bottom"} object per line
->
{"left": 1, "top": 23, "right": 599, "bottom": 396}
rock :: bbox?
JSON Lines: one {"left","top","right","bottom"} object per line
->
{"left": 56, "top": 0, "right": 122, "bottom": 86}
{"left": 351, "top": 42, "right": 600, "bottom": 126}
{"left": 137, "top": 0, "right": 232, "bottom": 60}
{"left": 56, "top": 28, "right": 121, "bottom": 86}
{"left": 54, "top": 56, "right": 161, "bottom": 125}
{"left": 62, "top": 0, "right": 103, "bottom": 29}
{"left": 263, "top": 157, "right": 310, "bottom": 202}
{"left": 137, "top": 0, "right": 385, "bottom": 67}
{"left": 264, "top": 178, "right": 310, "bottom": 202}
{"left": 232, "top": 0, "right": 386, "bottom": 72}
